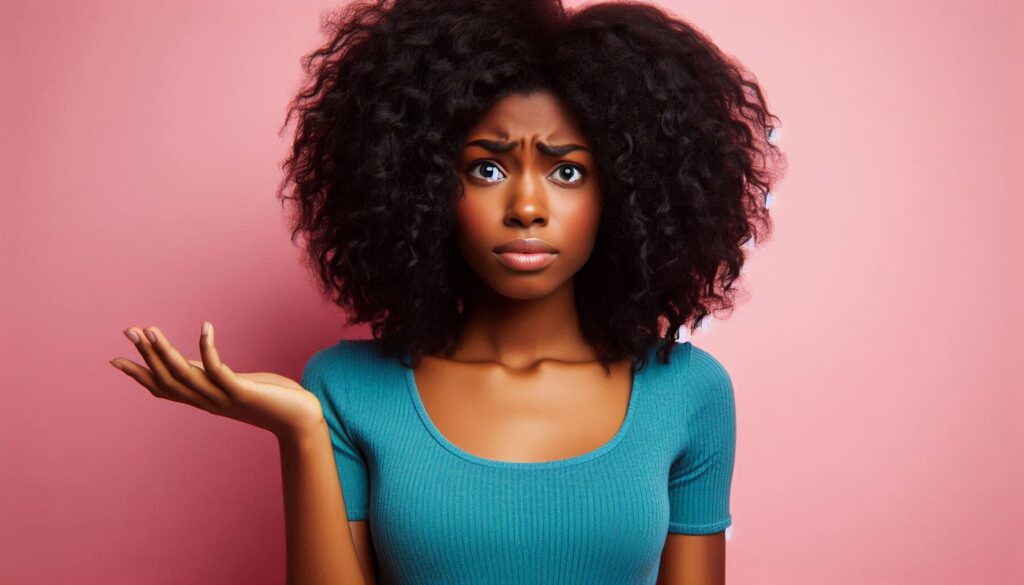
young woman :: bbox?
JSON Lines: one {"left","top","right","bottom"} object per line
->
{"left": 109, "top": 0, "right": 785, "bottom": 583}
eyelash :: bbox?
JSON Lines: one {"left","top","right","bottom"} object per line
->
{"left": 466, "top": 160, "right": 587, "bottom": 185}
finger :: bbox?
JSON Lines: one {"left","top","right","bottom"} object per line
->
{"left": 145, "top": 326, "right": 230, "bottom": 410}
{"left": 124, "top": 326, "right": 174, "bottom": 383}
{"left": 124, "top": 326, "right": 219, "bottom": 412}
{"left": 110, "top": 357, "right": 191, "bottom": 405}
{"left": 198, "top": 321, "right": 252, "bottom": 400}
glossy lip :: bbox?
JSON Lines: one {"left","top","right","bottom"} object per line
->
{"left": 493, "top": 250, "right": 558, "bottom": 272}
{"left": 493, "top": 238, "right": 559, "bottom": 254}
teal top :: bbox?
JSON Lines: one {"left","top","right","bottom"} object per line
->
{"left": 301, "top": 338, "right": 736, "bottom": 585}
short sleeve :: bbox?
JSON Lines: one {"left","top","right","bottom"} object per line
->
{"left": 667, "top": 344, "right": 736, "bottom": 535}
{"left": 301, "top": 345, "right": 370, "bottom": 521}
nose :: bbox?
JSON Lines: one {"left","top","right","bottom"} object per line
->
{"left": 504, "top": 176, "right": 548, "bottom": 228}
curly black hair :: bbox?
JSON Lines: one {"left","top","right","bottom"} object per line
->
{"left": 277, "top": 0, "right": 787, "bottom": 371}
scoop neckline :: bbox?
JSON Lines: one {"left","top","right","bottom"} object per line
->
{"left": 402, "top": 348, "right": 651, "bottom": 470}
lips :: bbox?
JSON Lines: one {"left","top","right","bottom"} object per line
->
{"left": 493, "top": 238, "right": 559, "bottom": 254}
{"left": 492, "top": 238, "right": 559, "bottom": 272}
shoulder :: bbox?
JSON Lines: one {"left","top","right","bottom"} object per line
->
{"left": 662, "top": 341, "right": 735, "bottom": 420}
{"left": 301, "top": 338, "right": 373, "bottom": 378}
{"left": 301, "top": 338, "right": 384, "bottom": 404}
{"left": 649, "top": 340, "right": 731, "bottom": 386}
{"left": 685, "top": 343, "right": 733, "bottom": 392}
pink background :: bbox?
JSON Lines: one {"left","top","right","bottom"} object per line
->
{"left": 3, "top": 1, "right": 1021, "bottom": 583}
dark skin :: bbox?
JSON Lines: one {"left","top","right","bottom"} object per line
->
{"left": 408, "top": 90, "right": 726, "bottom": 584}
{"left": 109, "top": 89, "right": 723, "bottom": 585}
{"left": 422, "top": 89, "right": 626, "bottom": 465}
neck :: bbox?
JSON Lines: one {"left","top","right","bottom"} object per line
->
{"left": 449, "top": 277, "right": 598, "bottom": 366}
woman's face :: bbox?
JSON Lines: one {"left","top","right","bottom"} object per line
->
{"left": 455, "top": 90, "right": 601, "bottom": 300}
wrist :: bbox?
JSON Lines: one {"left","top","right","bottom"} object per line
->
{"left": 276, "top": 417, "right": 329, "bottom": 450}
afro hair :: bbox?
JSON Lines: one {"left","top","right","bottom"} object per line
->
{"left": 277, "top": 0, "right": 787, "bottom": 370}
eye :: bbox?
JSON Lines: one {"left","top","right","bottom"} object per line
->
{"left": 467, "top": 161, "right": 507, "bottom": 183}
{"left": 548, "top": 163, "right": 586, "bottom": 186}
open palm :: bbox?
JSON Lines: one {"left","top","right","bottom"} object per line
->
{"left": 110, "top": 321, "right": 325, "bottom": 441}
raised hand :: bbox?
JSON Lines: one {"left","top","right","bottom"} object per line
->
{"left": 109, "top": 321, "right": 325, "bottom": 441}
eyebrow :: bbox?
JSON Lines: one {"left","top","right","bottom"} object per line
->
{"left": 462, "top": 139, "right": 591, "bottom": 156}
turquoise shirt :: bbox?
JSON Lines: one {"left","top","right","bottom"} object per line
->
{"left": 301, "top": 338, "right": 736, "bottom": 584}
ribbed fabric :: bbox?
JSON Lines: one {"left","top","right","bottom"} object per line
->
{"left": 300, "top": 338, "right": 736, "bottom": 585}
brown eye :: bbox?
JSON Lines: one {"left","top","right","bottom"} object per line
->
{"left": 548, "top": 163, "right": 586, "bottom": 185}
{"left": 467, "top": 161, "right": 506, "bottom": 183}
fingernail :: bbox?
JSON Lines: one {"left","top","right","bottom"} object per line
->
{"left": 124, "top": 328, "right": 140, "bottom": 344}
{"left": 109, "top": 359, "right": 123, "bottom": 371}
{"left": 202, "top": 321, "right": 211, "bottom": 338}
{"left": 145, "top": 329, "right": 157, "bottom": 343}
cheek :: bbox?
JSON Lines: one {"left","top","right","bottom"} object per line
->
{"left": 454, "top": 195, "right": 494, "bottom": 256}
{"left": 559, "top": 195, "right": 602, "bottom": 251}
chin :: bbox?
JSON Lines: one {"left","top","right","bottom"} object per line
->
{"left": 486, "top": 275, "right": 565, "bottom": 300}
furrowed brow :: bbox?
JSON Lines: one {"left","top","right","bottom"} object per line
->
{"left": 536, "top": 142, "right": 591, "bottom": 156}
{"left": 462, "top": 139, "right": 591, "bottom": 156}
{"left": 462, "top": 139, "right": 516, "bottom": 153}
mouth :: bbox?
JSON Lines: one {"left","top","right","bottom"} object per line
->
{"left": 492, "top": 238, "right": 559, "bottom": 272}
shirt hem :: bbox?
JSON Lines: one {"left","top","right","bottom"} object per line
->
{"left": 667, "top": 515, "right": 731, "bottom": 535}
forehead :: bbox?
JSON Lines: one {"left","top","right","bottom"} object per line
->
{"left": 466, "top": 90, "right": 589, "bottom": 145}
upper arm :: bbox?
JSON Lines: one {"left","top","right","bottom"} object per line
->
{"left": 304, "top": 345, "right": 378, "bottom": 580}
{"left": 659, "top": 344, "right": 736, "bottom": 583}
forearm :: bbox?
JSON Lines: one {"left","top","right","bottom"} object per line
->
{"left": 279, "top": 421, "right": 366, "bottom": 585}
